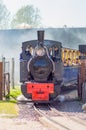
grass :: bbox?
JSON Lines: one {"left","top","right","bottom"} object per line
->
{"left": 0, "top": 86, "right": 21, "bottom": 117}
{"left": 0, "top": 101, "right": 19, "bottom": 117}
{"left": 10, "top": 86, "right": 22, "bottom": 100}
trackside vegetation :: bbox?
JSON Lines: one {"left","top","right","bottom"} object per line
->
{"left": 0, "top": 87, "right": 21, "bottom": 117}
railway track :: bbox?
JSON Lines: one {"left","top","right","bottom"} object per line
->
{"left": 34, "top": 103, "right": 86, "bottom": 130}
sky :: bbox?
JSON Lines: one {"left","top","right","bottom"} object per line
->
{"left": 3, "top": 0, "right": 86, "bottom": 27}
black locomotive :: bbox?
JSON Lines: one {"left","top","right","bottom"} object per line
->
{"left": 20, "top": 30, "right": 63, "bottom": 102}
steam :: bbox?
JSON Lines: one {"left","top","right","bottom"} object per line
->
{"left": 0, "top": 28, "right": 86, "bottom": 85}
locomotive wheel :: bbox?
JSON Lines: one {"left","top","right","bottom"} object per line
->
{"left": 21, "top": 83, "right": 31, "bottom": 99}
{"left": 50, "top": 85, "right": 61, "bottom": 100}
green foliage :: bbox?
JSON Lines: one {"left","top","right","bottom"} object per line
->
{"left": 10, "top": 87, "right": 21, "bottom": 100}
{"left": 11, "top": 5, "right": 41, "bottom": 28}
{"left": 0, "top": 1, "right": 41, "bottom": 29}
{"left": 0, "top": 0, "right": 10, "bottom": 29}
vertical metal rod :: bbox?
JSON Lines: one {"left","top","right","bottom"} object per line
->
{"left": 11, "top": 58, "right": 15, "bottom": 89}
{"left": 2, "top": 57, "right": 5, "bottom": 74}
{"left": 0, "top": 62, "right": 3, "bottom": 100}
{"left": 2, "top": 57, "right": 5, "bottom": 97}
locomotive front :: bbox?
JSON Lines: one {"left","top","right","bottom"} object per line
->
{"left": 29, "top": 31, "right": 54, "bottom": 82}
{"left": 20, "top": 30, "right": 63, "bottom": 102}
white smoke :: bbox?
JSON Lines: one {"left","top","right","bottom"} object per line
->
{"left": 0, "top": 28, "right": 86, "bottom": 85}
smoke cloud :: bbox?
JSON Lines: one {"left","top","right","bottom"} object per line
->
{"left": 0, "top": 28, "right": 86, "bottom": 85}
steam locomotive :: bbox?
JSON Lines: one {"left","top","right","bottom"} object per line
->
{"left": 20, "top": 30, "right": 63, "bottom": 103}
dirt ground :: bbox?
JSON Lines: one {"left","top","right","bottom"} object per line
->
{"left": 53, "top": 89, "right": 86, "bottom": 121}
{"left": 0, "top": 103, "right": 53, "bottom": 130}
{"left": 0, "top": 89, "right": 86, "bottom": 130}
{"left": 0, "top": 118, "right": 53, "bottom": 130}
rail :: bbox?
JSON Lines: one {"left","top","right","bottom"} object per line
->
{"left": 34, "top": 103, "right": 86, "bottom": 130}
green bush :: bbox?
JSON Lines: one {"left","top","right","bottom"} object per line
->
{"left": 9, "top": 86, "right": 21, "bottom": 100}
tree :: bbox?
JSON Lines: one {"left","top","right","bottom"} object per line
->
{"left": 0, "top": 0, "right": 10, "bottom": 29}
{"left": 11, "top": 5, "right": 41, "bottom": 28}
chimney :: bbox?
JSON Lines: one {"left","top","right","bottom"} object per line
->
{"left": 37, "top": 30, "right": 44, "bottom": 45}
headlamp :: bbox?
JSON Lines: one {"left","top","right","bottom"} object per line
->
{"left": 36, "top": 47, "right": 45, "bottom": 56}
